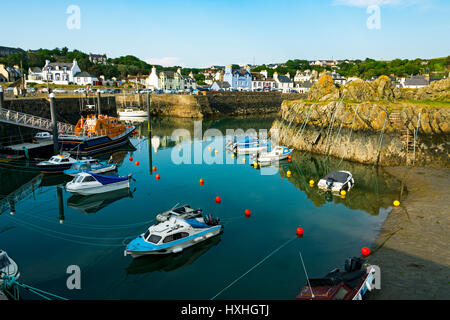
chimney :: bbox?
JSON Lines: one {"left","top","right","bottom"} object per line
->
{"left": 177, "top": 67, "right": 181, "bottom": 75}
{"left": 286, "top": 72, "right": 290, "bottom": 79}
{"left": 273, "top": 72, "right": 278, "bottom": 81}
{"left": 260, "top": 70, "right": 268, "bottom": 78}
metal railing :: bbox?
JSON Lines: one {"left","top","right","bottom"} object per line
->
{"left": 0, "top": 108, "right": 74, "bottom": 134}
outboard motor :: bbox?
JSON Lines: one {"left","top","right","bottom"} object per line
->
{"left": 326, "top": 177, "right": 335, "bottom": 189}
{"left": 345, "top": 257, "right": 363, "bottom": 272}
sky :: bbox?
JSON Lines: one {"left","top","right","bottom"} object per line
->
{"left": 1, "top": 0, "right": 449, "bottom": 67}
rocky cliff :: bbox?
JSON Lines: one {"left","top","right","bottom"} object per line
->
{"left": 271, "top": 100, "right": 449, "bottom": 167}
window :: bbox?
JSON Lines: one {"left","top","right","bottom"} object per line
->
{"left": 147, "top": 234, "right": 162, "bottom": 244}
{"left": 82, "top": 176, "right": 97, "bottom": 183}
{"left": 61, "top": 159, "right": 70, "bottom": 163}
{"left": 163, "top": 232, "right": 189, "bottom": 243}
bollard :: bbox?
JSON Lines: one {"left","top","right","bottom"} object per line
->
{"left": 49, "top": 93, "right": 59, "bottom": 154}
{"left": 0, "top": 87, "right": 4, "bottom": 111}
{"left": 97, "top": 91, "right": 101, "bottom": 115}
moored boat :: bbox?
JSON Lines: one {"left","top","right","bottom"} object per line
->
{"left": 58, "top": 114, "right": 135, "bottom": 156}
{"left": 125, "top": 211, "right": 222, "bottom": 257}
{"left": 252, "top": 145, "right": 292, "bottom": 163}
{"left": 118, "top": 108, "right": 147, "bottom": 117}
{"left": 155, "top": 204, "right": 203, "bottom": 222}
{"left": 63, "top": 159, "right": 117, "bottom": 176}
{"left": 65, "top": 172, "right": 132, "bottom": 195}
{"left": 318, "top": 170, "right": 354, "bottom": 193}
{"left": 36, "top": 153, "right": 87, "bottom": 173}
{"left": 296, "top": 257, "right": 379, "bottom": 300}
{"left": 0, "top": 250, "right": 20, "bottom": 286}
{"left": 227, "top": 137, "right": 268, "bottom": 154}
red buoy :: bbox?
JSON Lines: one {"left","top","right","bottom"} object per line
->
{"left": 215, "top": 196, "right": 221, "bottom": 203}
{"left": 156, "top": 174, "right": 161, "bottom": 180}
{"left": 361, "top": 247, "right": 371, "bottom": 256}
{"left": 199, "top": 179, "right": 205, "bottom": 185}
{"left": 296, "top": 227, "right": 304, "bottom": 236}
{"left": 245, "top": 209, "right": 251, "bottom": 216}
{"left": 135, "top": 161, "right": 140, "bottom": 166}
{"left": 129, "top": 156, "right": 133, "bottom": 162}
{"left": 152, "top": 166, "right": 157, "bottom": 172}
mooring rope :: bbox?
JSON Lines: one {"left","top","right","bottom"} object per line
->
{"left": 210, "top": 236, "right": 296, "bottom": 300}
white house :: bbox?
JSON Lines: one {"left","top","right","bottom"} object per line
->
{"left": 26, "top": 59, "right": 82, "bottom": 85}
{"left": 73, "top": 72, "right": 99, "bottom": 85}
{"left": 251, "top": 70, "right": 275, "bottom": 91}
{"left": 294, "top": 81, "right": 313, "bottom": 93}
{"left": 146, "top": 66, "right": 160, "bottom": 89}
{"left": 294, "top": 70, "right": 313, "bottom": 82}
{"left": 145, "top": 66, "right": 196, "bottom": 91}
{"left": 273, "top": 72, "right": 293, "bottom": 93}
{"left": 402, "top": 75, "right": 429, "bottom": 89}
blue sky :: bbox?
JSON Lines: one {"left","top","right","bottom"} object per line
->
{"left": 2, "top": 0, "right": 449, "bottom": 67}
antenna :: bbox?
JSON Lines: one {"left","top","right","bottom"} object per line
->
{"left": 299, "top": 251, "right": 315, "bottom": 299}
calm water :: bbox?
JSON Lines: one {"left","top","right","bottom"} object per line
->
{"left": 0, "top": 117, "right": 402, "bottom": 300}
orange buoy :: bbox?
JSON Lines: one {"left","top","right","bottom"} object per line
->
{"left": 361, "top": 247, "right": 371, "bottom": 256}
{"left": 245, "top": 209, "right": 251, "bottom": 217}
{"left": 129, "top": 156, "right": 133, "bottom": 162}
{"left": 135, "top": 161, "right": 140, "bottom": 166}
{"left": 156, "top": 174, "right": 161, "bottom": 180}
{"left": 152, "top": 166, "right": 157, "bottom": 172}
{"left": 199, "top": 178, "right": 205, "bottom": 185}
{"left": 215, "top": 196, "right": 221, "bottom": 203}
{"left": 296, "top": 227, "right": 304, "bottom": 236}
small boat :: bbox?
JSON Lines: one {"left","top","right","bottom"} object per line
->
{"left": 66, "top": 172, "right": 132, "bottom": 195}
{"left": 118, "top": 108, "right": 147, "bottom": 117}
{"left": 0, "top": 250, "right": 20, "bottom": 285}
{"left": 252, "top": 146, "right": 292, "bottom": 163}
{"left": 58, "top": 114, "right": 135, "bottom": 156}
{"left": 227, "top": 137, "right": 268, "bottom": 154}
{"left": 63, "top": 160, "right": 117, "bottom": 177}
{"left": 296, "top": 257, "right": 379, "bottom": 300}
{"left": 125, "top": 211, "right": 222, "bottom": 257}
{"left": 36, "top": 154, "right": 86, "bottom": 173}
{"left": 155, "top": 204, "right": 203, "bottom": 222}
{"left": 318, "top": 170, "right": 354, "bottom": 193}
{"left": 34, "top": 132, "right": 52, "bottom": 139}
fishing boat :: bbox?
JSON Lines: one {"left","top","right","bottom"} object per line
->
{"left": 252, "top": 146, "right": 292, "bottom": 163}
{"left": 296, "top": 257, "right": 379, "bottom": 300}
{"left": 0, "top": 250, "right": 20, "bottom": 285}
{"left": 318, "top": 170, "right": 354, "bottom": 193}
{"left": 58, "top": 114, "right": 136, "bottom": 156}
{"left": 36, "top": 153, "right": 91, "bottom": 173}
{"left": 118, "top": 108, "right": 147, "bottom": 117}
{"left": 125, "top": 211, "right": 222, "bottom": 257}
{"left": 155, "top": 204, "right": 203, "bottom": 222}
{"left": 34, "top": 132, "right": 52, "bottom": 140}
{"left": 65, "top": 172, "right": 132, "bottom": 195}
{"left": 63, "top": 159, "right": 117, "bottom": 177}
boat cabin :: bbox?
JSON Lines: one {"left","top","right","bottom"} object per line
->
{"left": 74, "top": 114, "right": 126, "bottom": 138}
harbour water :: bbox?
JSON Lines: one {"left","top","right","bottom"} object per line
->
{"left": 0, "top": 117, "right": 402, "bottom": 299}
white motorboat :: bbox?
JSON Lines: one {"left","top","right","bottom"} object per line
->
{"left": 36, "top": 153, "right": 90, "bottom": 173}
{"left": 125, "top": 211, "right": 222, "bottom": 257}
{"left": 0, "top": 250, "right": 20, "bottom": 285}
{"left": 34, "top": 132, "right": 52, "bottom": 139}
{"left": 155, "top": 204, "right": 204, "bottom": 222}
{"left": 227, "top": 137, "right": 268, "bottom": 154}
{"left": 318, "top": 170, "right": 354, "bottom": 193}
{"left": 118, "top": 108, "right": 147, "bottom": 117}
{"left": 66, "top": 172, "right": 132, "bottom": 195}
{"left": 252, "top": 146, "right": 292, "bottom": 163}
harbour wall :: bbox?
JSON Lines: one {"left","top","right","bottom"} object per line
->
{"left": 271, "top": 100, "right": 449, "bottom": 167}
{"left": 115, "top": 92, "right": 306, "bottom": 117}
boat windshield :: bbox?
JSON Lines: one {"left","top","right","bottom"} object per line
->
{"left": 0, "top": 254, "right": 11, "bottom": 269}
{"left": 50, "top": 157, "right": 60, "bottom": 162}
{"left": 145, "top": 233, "right": 162, "bottom": 244}
{"left": 73, "top": 175, "right": 84, "bottom": 183}
{"left": 72, "top": 164, "right": 80, "bottom": 170}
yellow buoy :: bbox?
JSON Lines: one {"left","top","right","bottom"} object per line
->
{"left": 287, "top": 170, "right": 292, "bottom": 177}
{"left": 309, "top": 179, "right": 315, "bottom": 185}
{"left": 231, "top": 153, "right": 235, "bottom": 159}
{"left": 214, "top": 149, "right": 219, "bottom": 154}
{"left": 242, "top": 158, "right": 246, "bottom": 163}
{"left": 393, "top": 200, "right": 400, "bottom": 207}
{"left": 208, "top": 146, "right": 212, "bottom": 151}
{"left": 340, "top": 190, "right": 347, "bottom": 196}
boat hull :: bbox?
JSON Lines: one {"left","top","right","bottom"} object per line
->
{"left": 66, "top": 180, "right": 130, "bottom": 195}
{"left": 58, "top": 126, "right": 135, "bottom": 156}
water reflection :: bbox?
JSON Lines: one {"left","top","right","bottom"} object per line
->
{"left": 282, "top": 151, "right": 403, "bottom": 215}
{"left": 67, "top": 188, "right": 133, "bottom": 214}
{"left": 125, "top": 235, "right": 222, "bottom": 275}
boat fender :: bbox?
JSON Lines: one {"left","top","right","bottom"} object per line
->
{"left": 173, "top": 247, "right": 183, "bottom": 253}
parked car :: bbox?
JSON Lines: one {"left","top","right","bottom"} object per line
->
{"left": 111, "top": 89, "right": 121, "bottom": 94}
{"left": 74, "top": 88, "right": 86, "bottom": 93}
{"left": 140, "top": 89, "right": 152, "bottom": 94}
{"left": 26, "top": 87, "right": 36, "bottom": 93}
{"left": 54, "top": 88, "right": 69, "bottom": 94}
